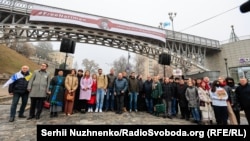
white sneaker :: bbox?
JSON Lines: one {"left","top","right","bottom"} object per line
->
{"left": 88, "top": 108, "right": 91, "bottom": 112}
{"left": 90, "top": 108, "right": 93, "bottom": 112}
{"left": 95, "top": 108, "right": 98, "bottom": 113}
{"left": 99, "top": 109, "right": 102, "bottom": 113}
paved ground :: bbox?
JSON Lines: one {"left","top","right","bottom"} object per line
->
{"left": 0, "top": 85, "right": 248, "bottom": 141}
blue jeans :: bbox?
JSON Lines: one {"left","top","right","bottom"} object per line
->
{"left": 10, "top": 92, "right": 29, "bottom": 117}
{"left": 145, "top": 97, "right": 153, "bottom": 113}
{"left": 105, "top": 88, "right": 115, "bottom": 110}
{"left": 171, "top": 98, "right": 177, "bottom": 115}
{"left": 191, "top": 107, "right": 201, "bottom": 122}
{"left": 96, "top": 88, "right": 105, "bottom": 110}
{"left": 129, "top": 92, "right": 138, "bottom": 110}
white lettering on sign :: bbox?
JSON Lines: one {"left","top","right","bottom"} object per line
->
{"left": 0, "top": 0, "right": 32, "bottom": 10}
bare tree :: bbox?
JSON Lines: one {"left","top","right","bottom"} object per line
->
{"left": 21, "top": 42, "right": 36, "bottom": 57}
{"left": 8, "top": 42, "right": 35, "bottom": 57}
{"left": 113, "top": 56, "right": 127, "bottom": 75}
{"left": 133, "top": 54, "right": 146, "bottom": 76}
{"left": 82, "top": 58, "right": 99, "bottom": 74}
{"left": 153, "top": 64, "right": 161, "bottom": 76}
{"left": 165, "top": 66, "right": 173, "bottom": 77}
{"left": 35, "top": 42, "right": 53, "bottom": 60}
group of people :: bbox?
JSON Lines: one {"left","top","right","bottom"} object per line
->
{"left": 3, "top": 63, "right": 250, "bottom": 125}
{"left": 153, "top": 75, "right": 250, "bottom": 125}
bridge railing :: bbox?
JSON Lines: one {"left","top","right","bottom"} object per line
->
{"left": 0, "top": 0, "right": 33, "bottom": 14}
{"left": 0, "top": 0, "right": 220, "bottom": 49}
{"left": 165, "top": 30, "right": 220, "bottom": 48}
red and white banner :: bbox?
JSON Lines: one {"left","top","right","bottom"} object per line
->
{"left": 29, "top": 5, "right": 166, "bottom": 42}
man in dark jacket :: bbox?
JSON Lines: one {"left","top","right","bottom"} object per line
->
{"left": 143, "top": 75, "right": 153, "bottom": 114}
{"left": 128, "top": 72, "right": 139, "bottom": 112}
{"left": 114, "top": 72, "right": 128, "bottom": 114}
{"left": 176, "top": 79, "right": 189, "bottom": 120}
{"left": 162, "top": 77, "right": 174, "bottom": 119}
{"left": 236, "top": 77, "right": 250, "bottom": 125}
{"left": 225, "top": 77, "right": 241, "bottom": 124}
{"left": 5, "top": 65, "right": 32, "bottom": 122}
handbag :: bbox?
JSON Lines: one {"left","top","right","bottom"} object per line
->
{"left": 67, "top": 93, "right": 74, "bottom": 101}
{"left": 43, "top": 101, "right": 50, "bottom": 109}
{"left": 200, "top": 100, "right": 205, "bottom": 107}
{"left": 66, "top": 77, "right": 74, "bottom": 101}
{"left": 43, "top": 95, "right": 50, "bottom": 109}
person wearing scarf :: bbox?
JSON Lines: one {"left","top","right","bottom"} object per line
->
{"left": 5, "top": 65, "right": 32, "bottom": 122}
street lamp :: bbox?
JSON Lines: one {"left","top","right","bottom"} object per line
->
{"left": 168, "top": 12, "right": 177, "bottom": 39}
{"left": 224, "top": 58, "right": 229, "bottom": 77}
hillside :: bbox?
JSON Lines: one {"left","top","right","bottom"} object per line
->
{"left": 0, "top": 44, "right": 40, "bottom": 75}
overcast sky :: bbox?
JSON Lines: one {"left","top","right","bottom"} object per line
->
{"left": 24, "top": 0, "right": 250, "bottom": 74}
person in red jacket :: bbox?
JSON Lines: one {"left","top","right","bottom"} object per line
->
{"left": 87, "top": 74, "right": 97, "bottom": 112}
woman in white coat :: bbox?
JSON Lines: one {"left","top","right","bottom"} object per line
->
{"left": 79, "top": 70, "right": 93, "bottom": 113}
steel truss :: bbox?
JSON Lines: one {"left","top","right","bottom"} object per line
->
{"left": 0, "top": 10, "right": 213, "bottom": 72}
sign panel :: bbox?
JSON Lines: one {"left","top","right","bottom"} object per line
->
{"left": 30, "top": 5, "right": 166, "bottom": 42}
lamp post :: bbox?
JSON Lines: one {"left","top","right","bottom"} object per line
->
{"left": 168, "top": 12, "right": 177, "bottom": 39}
{"left": 224, "top": 58, "right": 229, "bottom": 77}
{"left": 158, "top": 23, "right": 166, "bottom": 78}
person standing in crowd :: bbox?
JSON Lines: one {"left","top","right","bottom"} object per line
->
{"left": 209, "top": 80, "right": 228, "bottom": 125}
{"left": 236, "top": 77, "right": 250, "bottom": 125}
{"left": 122, "top": 71, "right": 129, "bottom": 112}
{"left": 114, "top": 72, "right": 128, "bottom": 114}
{"left": 27, "top": 63, "right": 50, "bottom": 120}
{"left": 48, "top": 69, "right": 65, "bottom": 118}
{"left": 161, "top": 77, "right": 174, "bottom": 119}
{"left": 176, "top": 79, "right": 189, "bottom": 120}
{"left": 73, "top": 69, "right": 83, "bottom": 113}
{"left": 143, "top": 75, "right": 153, "bottom": 114}
{"left": 224, "top": 77, "right": 240, "bottom": 125}
{"left": 79, "top": 70, "right": 93, "bottom": 113}
{"left": 137, "top": 74, "right": 145, "bottom": 112}
{"left": 105, "top": 68, "right": 116, "bottom": 112}
{"left": 88, "top": 74, "right": 97, "bottom": 112}
{"left": 128, "top": 72, "right": 139, "bottom": 112}
{"left": 95, "top": 68, "right": 108, "bottom": 112}
{"left": 185, "top": 80, "right": 201, "bottom": 125}
{"left": 198, "top": 81, "right": 214, "bottom": 125}
{"left": 151, "top": 76, "right": 162, "bottom": 114}
{"left": 64, "top": 69, "right": 78, "bottom": 116}
{"left": 218, "top": 76, "right": 238, "bottom": 125}
{"left": 4, "top": 65, "right": 32, "bottom": 122}
{"left": 203, "top": 76, "right": 211, "bottom": 91}
{"left": 172, "top": 77, "right": 180, "bottom": 117}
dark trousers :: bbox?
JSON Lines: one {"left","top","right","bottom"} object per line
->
{"left": 233, "top": 109, "right": 241, "bottom": 125}
{"left": 244, "top": 108, "right": 250, "bottom": 125}
{"left": 180, "top": 106, "right": 190, "bottom": 119}
{"left": 79, "top": 99, "right": 87, "bottom": 111}
{"left": 213, "top": 105, "right": 228, "bottom": 125}
{"left": 137, "top": 93, "right": 146, "bottom": 111}
{"left": 116, "top": 94, "right": 124, "bottom": 113}
{"left": 29, "top": 97, "right": 45, "bottom": 117}
{"left": 10, "top": 92, "right": 29, "bottom": 117}
{"left": 73, "top": 91, "right": 81, "bottom": 112}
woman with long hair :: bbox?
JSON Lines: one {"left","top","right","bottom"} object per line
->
{"left": 64, "top": 69, "right": 78, "bottom": 116}
{"left": 79, "top": 70, "right": 93, "bottom": 113}
{"left": 87, "top": 73, "right": 97, "bottom": 112}
{"left": 198, "top": 81, "right": 214, "bottom": 125}
{"left": 209, "top": 80, "right": 228, "bottom": 125}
